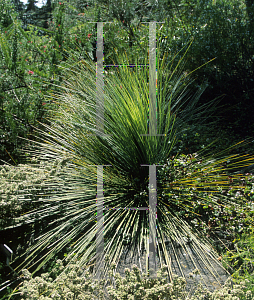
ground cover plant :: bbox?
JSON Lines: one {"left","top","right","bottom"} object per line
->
{"left": 5, "top": 260, "right": 254, "bottom": 299}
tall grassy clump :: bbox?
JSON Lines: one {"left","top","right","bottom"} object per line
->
{"left": 1, "top": 42, "right": 254, "bottom": 297}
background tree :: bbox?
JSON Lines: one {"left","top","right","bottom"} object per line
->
{"left": 42, "top": 0, "right": 53, "bottom": 28}
{"left": 25, "top": 0, "right": 38, "bottom": 12}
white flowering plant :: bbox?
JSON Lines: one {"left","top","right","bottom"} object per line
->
{"left": 5, "top": 260, "right": 253, "bottom": 300}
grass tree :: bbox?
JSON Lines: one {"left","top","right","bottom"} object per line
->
{"left": 1, "top": 41, "right": 254, "bottom": 297}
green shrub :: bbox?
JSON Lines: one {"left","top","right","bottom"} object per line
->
{"left": 0, "top": 1, "right": 97, "bottom": 165}
{"left": 222, "top": 230, "right": 254, "bottom": 296}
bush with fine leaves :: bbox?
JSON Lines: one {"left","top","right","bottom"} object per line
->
{"left": 0, "top": 154, "right": 73, "bottom": 229}
{"left": 7, "top": 260, "right": 253, "bottom": 300}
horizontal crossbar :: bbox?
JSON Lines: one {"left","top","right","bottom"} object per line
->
{"left": 105, "top": 64, "right": 149, "bottom": 67}
{"left": 102, "top": 207, "right": 149, "bottom": 210}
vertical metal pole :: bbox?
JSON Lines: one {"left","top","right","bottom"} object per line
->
{"left": 149, "top": 22, "right": 157, "bottom": 136}
{"left": 96, "top": 165, "right": 104, "bottom": 279}
{"left": 149, "top": 164, "right": 157, "bottom": 278}
{"left": 96, "top": 22, "right": 104, "bottom": 136}
{"left": 141, "top": 22, "right": 164, "bottom": 137}
{"left": 141, "top": 164, "right": 162, "bottom": 278}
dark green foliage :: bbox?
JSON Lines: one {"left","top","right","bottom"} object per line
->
{"left": 158, "top": 0, "right": 254, "bottom": 136}
{"left": 0, "top": 0, "right": 14, "bottom": 28}
{"left": 245, "top": 0, "right": 254, "bottom": 27}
